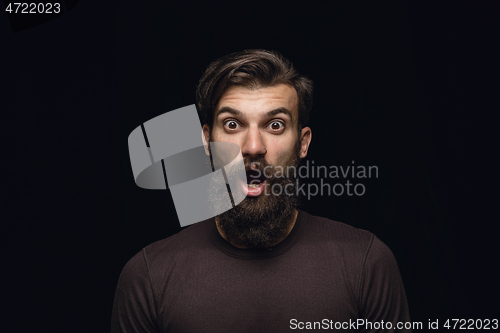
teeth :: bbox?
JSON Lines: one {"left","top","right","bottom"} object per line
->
{"left": 247, "top": 183, "right": 260, "bottom": 188}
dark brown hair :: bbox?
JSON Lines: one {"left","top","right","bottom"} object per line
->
{"left": 196, "top": 49, "right": 313, "bottom": 133}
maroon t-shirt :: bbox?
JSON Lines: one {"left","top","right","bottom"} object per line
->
{"left": 111, "top": 210, "right": 412, "bottom": 332}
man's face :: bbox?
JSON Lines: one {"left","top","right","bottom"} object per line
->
{"left": 208, "top": 84, "right": 306, "bottom": 178}
{"left": 203, "top": 84, "right": 312, "bottom": 249}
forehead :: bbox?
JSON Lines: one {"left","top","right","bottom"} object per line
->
{"left": 215, "top": 84, "right": 299, "bottom": 122}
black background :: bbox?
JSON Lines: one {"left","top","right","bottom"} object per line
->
{"left": 2, "top": 1, "right": 497, "bottom": 332}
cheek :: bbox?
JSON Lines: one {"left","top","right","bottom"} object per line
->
{"left": 269, "top": 147, "right": 296, "bottom": 166}
{"left": 211, "top": 129, "right": 244, "bottom": 148}
{"left": 269, "top": 135, "right": 298, "bottom": 156}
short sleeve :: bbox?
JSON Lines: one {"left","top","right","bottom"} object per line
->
{"left": 111, "top": 249, "right": 159, "bottom": 333}
{"left": 358, "top": 236, "right": 412, "bottom": 332}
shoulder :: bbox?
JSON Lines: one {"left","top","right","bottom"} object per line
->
{"left": 119, "top": 220, "right": 212, "bottom": 280}
{"left": 301, "top": 210, "right": 375, "bottom": 251}
{"left": 142, "top": 219, "right": 213, "bottom": 264}
{"left": 299, "top": 211, "right": 397, "bottom": 270}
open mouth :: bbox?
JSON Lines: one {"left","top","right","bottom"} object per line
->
{"left": 246, "top": 169, "right": 266, "bottom": 187}
{"left": 239, "top": 169, "right": 267, "bottom": 197}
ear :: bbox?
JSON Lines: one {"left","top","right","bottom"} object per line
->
{"left": 299, "top": 127, "right": 312, "bottom": 159}
{"left": 202, "top": 124, "right": 211, "bottom": 156}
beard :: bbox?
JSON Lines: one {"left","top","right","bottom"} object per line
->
{"left": 214, "top": 140, "right": 302, "bottom": 250}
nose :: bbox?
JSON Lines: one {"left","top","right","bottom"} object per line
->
{"left": 241, "top": 126, "right": 267, "bottom": 158}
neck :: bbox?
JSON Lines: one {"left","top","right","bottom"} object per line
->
{"left": 215, "top": 209, "right": 298, "bottom": 249}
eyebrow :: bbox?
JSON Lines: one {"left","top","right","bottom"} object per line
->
{"left": 216, "top": 106, "right": 294, "bottom": 121}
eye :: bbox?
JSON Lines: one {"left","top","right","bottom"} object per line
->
{"left": 268, "top": 120, "right": 285, "bottom": 132}
{"left": 224, "top": 119, "right": 240, "bottom": 131}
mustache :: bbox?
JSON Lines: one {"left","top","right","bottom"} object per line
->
{"left": 244, "top": 159, "right": 281, "bottom": 182}
{"left": 244, "top": 157, "right": 267, "bottom": 170}
{"left": 244, "top": 157, "right": 299, "bottom": 179}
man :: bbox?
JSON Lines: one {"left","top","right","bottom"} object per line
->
{"left": 112, "top": 50, "right": 412, "bottom": 332}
